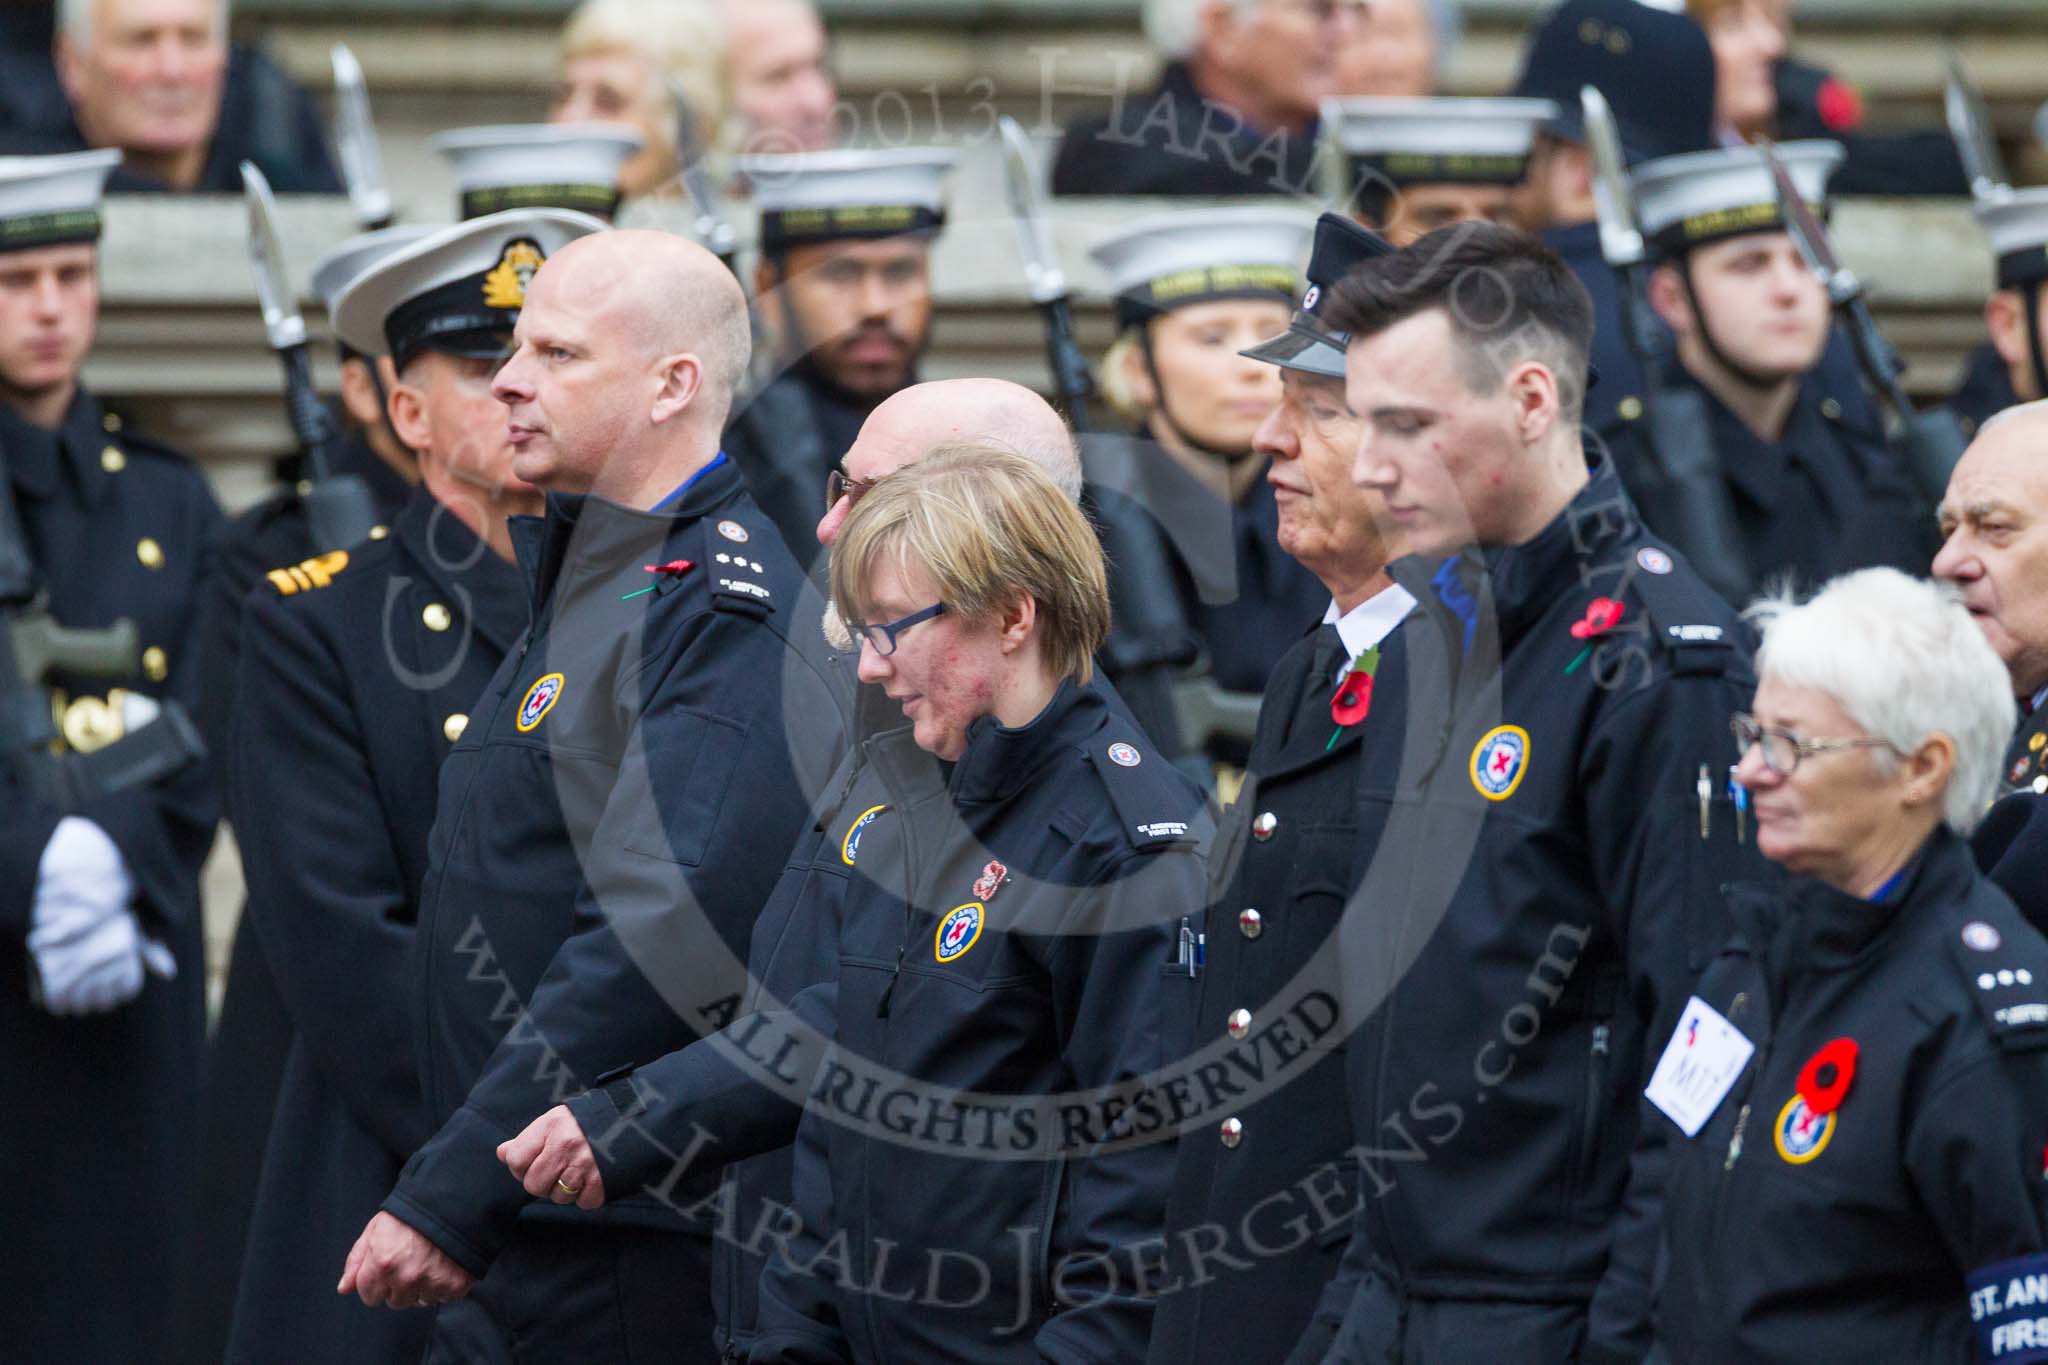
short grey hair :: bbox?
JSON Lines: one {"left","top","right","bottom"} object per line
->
{"left": 1748, "top": 568, "right": 2017, "bottom": 834}
{"left": 61, "top": 0, "right": 227, "bottom": 50}
{"left": 1144, "top": 0, "right": 1255, "bottom": 60}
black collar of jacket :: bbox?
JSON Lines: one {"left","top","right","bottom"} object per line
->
{"left": 1733, "top": 827, "right": 1969, "bottom": 975}
{"left": 952, "top": 675, "right": 1104, "bottom": 806}
{"left": 508, "top": 454, "right": 745, "bottom": 610}
{"left": 1476, "top": 448, "right": 1637, "bottom": 648}
{"left": 0, "top": 387, "right": 115, "bottom": 505}
{"left": 393, "top": 486, "right": 529, "bottom": 655}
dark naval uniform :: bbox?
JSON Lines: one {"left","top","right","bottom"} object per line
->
{"left": 180, "top": 421, "right": 412, "bottom": 1365}
{"left": 0, "top": 391, "right": 222, "bottom": 1365}
{"left": 386, "top": 459, "right": 849, "bottom": 1359}
{"left": 1952, "top": 341, "right": 2022, "bottom": 442}
{"left": 223, "top": 490, "right": 525, "bottom": 1365}
{"left": 1600, "top": 362, "right": 1934, "bottom": 596}
{"left": 722, "top": 361, "right": 881, "bottom": 571}
{"left": 751, "top": 677, "right": 1207, "bottom": 1363}
{"left": 1148, "top": 594, "right": 1415, "bottom": 1364}
{"left": 1304, "top": 457, "right": 1769, "bottom": 1365}
{"left": 1051, "top": 60, "right": 1319, "bottom": 199}
{"left": 1656, "top": 831, "right": 2048, "bottom": 1364}
{"left": 1997, "top": 703, "right": 2048, "bottom": 802}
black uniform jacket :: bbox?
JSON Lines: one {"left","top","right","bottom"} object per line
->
{"left": 1315, "top": 458, "right": 1770, "bottom": 1364}
{"left": 1657, "top": 830, "right": 2048, "bottom": 1365}
{"left": 724, "top": 374, "right": 834, "bottom": 572}
{"left": 1999, "top": 707, "right": 2048, "bottom": 803}
{"left": 1147, "top": 604, "right": 1418, "bottom": 1364}
{"left": 750, "top": 677, "right": 1209, "bottom": 1364}
{"left": 0, "top": 389, "right": 222, "bottom": 1365}
{"left": 384, "top": 461, "right": 850, "bottom": 1274}
{"left": 1952, "top": 341, "right": 2022, "bottom": 443}
{"left": 223, "top": 490, "right": 525, "bottom": 1364}
{"left": 1600, "top": 360, "right": 1933, "bottom": 596}
{"left": 1052, "top": 60, "right": 1319, "bottom": 198}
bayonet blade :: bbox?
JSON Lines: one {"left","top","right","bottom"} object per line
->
{"left": 1760, "top": 139, "right": 1856, "bottom": 307}
{"left": 1944, "top": 50, "right": 2011, "bottom": 202}
{"left": 1581, "top": 85, "right": 1644, "bottom": 270}
{"left": 330, "top": 45, "right": 392, "bottom": 230}
{"left": 240, "top": 161, "right": 308, "bottom": 352}
{"left": 670, "top": 79, "right": 737, "bottom": 260}
{"left": 996, "top": 115, "right": 1067, "bottom": 305}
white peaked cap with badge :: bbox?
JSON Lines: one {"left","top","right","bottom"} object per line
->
{"left": 0, "top": 148, "right": 120, "bottom": 254}
{"left": 1088, "top": 206, "right": 1315, "bottom": 299}
{"left": 431, "top": 122, "right": 644, "bottom": 219}
{"left": 1974, "top": 187, "right": 2048, "bottom": 289}
{"left": 1321, "top": 96, "right": 1559, "bottom": 162}
{"left": 328, "top": 208, "right": 607, "bottom": 365}
{"left": 310, "top": 224, "right": 440, "bottom": 315}
{"left": 1631, "top": 139, "right": 1843, "bottom": 255}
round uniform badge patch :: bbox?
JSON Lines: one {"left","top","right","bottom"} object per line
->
{"left": 1107, "top": 742, "right": 1142, "bottom": 768}
{"left": 1773, "top": 1093, "right": 1835, "bottom": 1164}
{"left": 1964, "top": 921, "right": 2003, "bottom": 952}
{"left": 935, "top": 902, "right": 984, "bottom": 963}
{"left": 516, "top": 673, "right": 565, "bottom": 732}
{"left": 1301, "top": 284, "right": 1322, "bottom": 312}
{"left": 1470, "top": 725, "right": 1530, "bottom": 801}
{"left": 841, "top": 805, "right": 887, "bottom": 866}
{"left": 716, "top": 519, "right": 750, "bottom": 543}
{"left": 1636, "top": 547, "right": 1674, "bottom": 576}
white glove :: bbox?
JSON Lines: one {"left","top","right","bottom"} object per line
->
{"left": 27, "top": 816, "right": 174, "bottom": 1016}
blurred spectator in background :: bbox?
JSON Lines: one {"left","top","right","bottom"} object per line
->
{"left": 550, "top": 0, "right": 728, "bottom": 200}
{"left": 10, "top": 0, "right": 340, "bottom": 192}
{"left": 718, "top": 0, "right": 836, "bottom": 155}
{"left": 1053, "top": 0, "right": 1365, "bottom": 197}
{"left": 1332, "top": 0, "right": 1452, "bottom": 97}
{"left": 1687, "top": 0, "right": 1966, "bottom": 194}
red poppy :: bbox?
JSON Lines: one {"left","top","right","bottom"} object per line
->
{"left": 642, "top": 559, "right": 695, "bottom": 576}
{"left": 1571, "top": 597, "right": 1626, "bottom": 640}
{"left": 1796, "top": 1037, "right": 1858, "bottom": 1116}
{"left": 1332, "top": 673, "right": 1374, "bottom": 727}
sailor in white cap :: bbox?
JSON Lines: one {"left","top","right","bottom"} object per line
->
{"left": 1951, "top": 189, "right": 2048, "bottom": 437}
{"left": 1082, "top": 205, "right": 1324, "bottom": 770}
{"left": 431, "top": 121, "right": 644, "bottom": 220}
{"left": 722, "top": 146, "right": 956, "bottom": 563}
{"left": 222, "top": 208, "right": 603, "bottom": 1365}
{"left": 0, "top": 148, "right": 227, "bottom": 1365}
{"left": 1321, "top": 95, "right": 1556, "bottom": 245}
{"left": 1599, "top": 139, "right": 1932, "bottom": 592}
{"left": 182, "top": 215, "right": 445, "bottom": 1365}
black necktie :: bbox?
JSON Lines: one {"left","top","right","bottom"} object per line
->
{"left": 1290, "top": 623, "right": 1347, "bottom": 746}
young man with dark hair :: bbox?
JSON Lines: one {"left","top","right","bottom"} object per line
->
{"left": 1290, "top": 221, "right": 1767, "bottom": 1365}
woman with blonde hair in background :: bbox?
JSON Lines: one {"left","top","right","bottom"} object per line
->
{"left": 550, "top": 0, "right": 728, "bottom": 199}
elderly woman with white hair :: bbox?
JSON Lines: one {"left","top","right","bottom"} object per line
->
{"left": 1652, "top": 568, "right": 2048, "bottom": 1364}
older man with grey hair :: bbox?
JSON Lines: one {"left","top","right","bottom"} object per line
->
{"left": 1051, "top": 0, "right": 1364, "bottom": 197}
{"left": 1935, "top": 401, "right": 2048, "bottom": 799}
{"left": 13, "top": 0, "right": 338, "bottom": 192}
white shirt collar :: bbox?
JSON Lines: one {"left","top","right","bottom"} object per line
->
{"left": 1321, "top": 582, "right": 1417, "bottom": 682}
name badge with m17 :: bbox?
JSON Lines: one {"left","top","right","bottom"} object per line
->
{"left": 1645, "top": 996, "right": 1755, "bottom": 1138}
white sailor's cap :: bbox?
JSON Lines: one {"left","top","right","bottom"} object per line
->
{"left": 1089, "top": 206, "right": 1314, "bottom": 332}
{"left": 1632, "top": 139, "right": 1843, "bottom": 258}
{"left": 1322, "top": 97, "right": 1559, "bottom": 187}
{"left": 311, "top": 224, "right": 440, "bottom": 318}
{"left": 329, "top": 208, "right": 607, "bottom": 369}
{"left": 737, "top": 147, "right": 959, "bottom": 252}
{"left": 1976, "top": 188, "right": 2048, "bottom": 290}
{"left": 0, "top": 149, "right": 119, "bottom": 254}
{"left": 430, "top": 122, "right": 644, "bottom": 221}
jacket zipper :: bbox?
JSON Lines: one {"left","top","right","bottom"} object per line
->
{"left": 1576, "top": 1023, "right": 1613, "bottom": 1196}
{"left": 861, "top": 759, "right": 922, "bottom": 1358}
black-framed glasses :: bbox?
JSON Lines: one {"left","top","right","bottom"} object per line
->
{"left": 1730, "top": 713, "right": 1897, "bottom": 776}
{"left": 825, "top": 468, "right": 881, "bottom": 514}
{"left": 851, "top": 602, "right": 946, "bottom": 657}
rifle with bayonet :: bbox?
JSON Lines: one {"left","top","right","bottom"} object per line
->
{"left": 330, "top": 45, "right": 393, "bottom": 232}
{"left": 0, "top": 462, "right": 202, "bottom": 810}
{"left": 240, "top": 160, "right": 381, "bottom": 551}
{"left": 1945, "top": 51, "right": 2012, "bottom": 205}
{"left": 1761, "top": 140, "right": 1969, "bottom": 507}
{"left": 669, "top": 78, "right": 740, "bottom": 277}
{"left": 1581, "top": 85, "right": 1753, "bottom": 604}
{"left": 997, "top": 115, "right": 1096, "bottom": 432}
